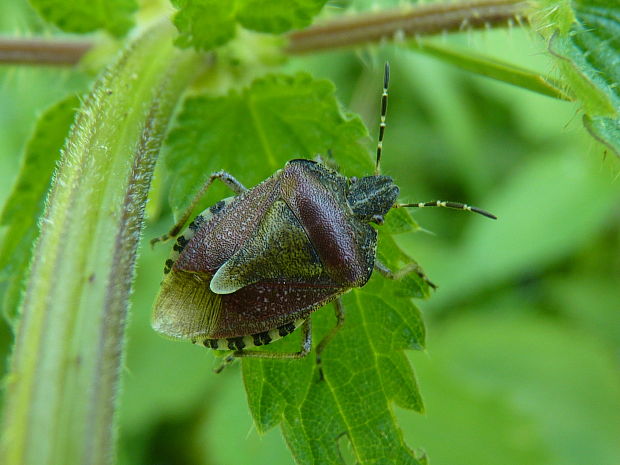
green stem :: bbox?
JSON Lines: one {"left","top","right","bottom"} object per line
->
{"left": 286, "top": 0, "right": 529, "bottom": 54}
{"left": 0, "top": 37, "right": 92, "bottom": 65}
{"left": 0, "top": 21, "right": 203, "bottom": 465}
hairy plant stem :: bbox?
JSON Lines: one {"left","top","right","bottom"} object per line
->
{"left": 287, "top": 0, "right": 529, "bottom": 54}
{"left": 0, "top": 37, "right": 92, "bottom": 65}
{"left": 0, "top": 21, "right": 204, "bottom": 465}
{"left": 0, "top": 0, "right": 529, "bottom": 66}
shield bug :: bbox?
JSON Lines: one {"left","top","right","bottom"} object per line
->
{"left": 151, "top": 63, "right": 496, "bottom": 371}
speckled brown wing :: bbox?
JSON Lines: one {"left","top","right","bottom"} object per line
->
{"left": 174, "top": 173, "right": 281, "bottom": 274}
{"left": 153, "top": 173, "right": 281, "bottom": 340}
{"left": 212, "top": 279, "right": 347, "bottom": 338}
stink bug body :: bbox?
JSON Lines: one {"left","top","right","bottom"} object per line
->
{"left": 152, "top": 63, "right": 496, "bottom": 370}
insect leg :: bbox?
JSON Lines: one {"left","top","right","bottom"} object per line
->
{"left": 374, "top": 260, "right": 437, "bottom": 290}
{"left": 213, "top": 319, "right": 313, "bottom": 373}
{"left": 315, "top": 298, "right": 345, "bottom": 367}
{"left": 151, "top": 171, "right": 248, "bottom": 246}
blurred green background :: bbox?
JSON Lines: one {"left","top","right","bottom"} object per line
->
{"left": 1, "top": 1, "right": 619, "bottom": 464}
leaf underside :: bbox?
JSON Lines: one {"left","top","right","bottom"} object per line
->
{"left": 163, "top": 73, "right": 430, "bottom": 464}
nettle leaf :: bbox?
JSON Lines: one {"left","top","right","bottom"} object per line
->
{"left": 535, "top": 0, "right": 620, "bottom": 155}
{"left": 0, "top": 95, "right": 78, "bottom": 324}
{"left": 172, "top": 0, "right": 237, "bottom": 50}
{"left": 165, "top": 72, "right": 373, "bottom": 213}
{"left": 171, "top": 0, "right": 326, "bottom": 50}
{"left": 237, "top": 0, "right": 327, "bottom": 33}
{"left": 163, "top": 72, "right": 428, "bottom": 464}
{"left": 243, "top": 273, "right": 427, "bottom": 464}
{"left": 30, "top": 0, "right": 137, "bottom": 37}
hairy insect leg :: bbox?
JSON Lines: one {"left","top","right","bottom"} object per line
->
{"left": 151, "top": 171, "right": 247, "bottom": 246}
{"left": 315, "top": 298, "right": 345, "bottom": 367}
{"left": 374, "top": 260, "right": 437, "bottom": 290}
{"left": 213, "top": 319, "right": 313, "bottom": 374}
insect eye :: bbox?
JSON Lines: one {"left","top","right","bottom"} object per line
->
{"left": 349, "top": 177, "right": 358, "bottom": 185}
{"left": 370, "top": 214, "right": 384, "bottom": 225}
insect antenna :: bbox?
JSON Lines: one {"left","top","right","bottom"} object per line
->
{"left": 375, "top": 62, "right": 390, "bottom": 175}
{"left": 396, "top": 201, "right": 497, "bottom": 220}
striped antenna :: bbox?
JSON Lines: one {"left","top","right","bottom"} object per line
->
{"left": 375, "top": 62, "right": 390, "bottom": 175}
{"left": 396, "top": 201, "right": 497, "bottom": 220}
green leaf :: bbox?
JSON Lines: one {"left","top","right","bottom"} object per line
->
{"left": 419, "top": 144, "right": 620, "bottom": 308}
{"left": 171, "top": 0, "right": 237, "bottom": 51}
{"left": 171, "top": 0, "right": 326, "bottom": 50}
{"left": 163, "top": 72, "right": 428, "bottom": 464}
{"left": 237, "top": 0, "right": 326, "bottom": 33}
{"left": 29, "top": 0, "right": 137, "bottom": 37}
{"left": 534, "top": 0, "right": 620, "bottom": 155}
{"left": 377, "top": 233, "right": 431, "bottom": 300}
{"left": 404, "top": 314, "right": 620, "bottom": 465}
{"left": 165, "top": 72, "right": 373, "bottom": 214}
{"left": 382, "top": 207, "right": 420, "bottom": 236}
{"left": 583, "top": 114, "right": 620, "bottom": 156}
{"left": 0, "top": 95, "right": 78, "bottom": 324}
{"left": 410, "top": 41, "right": 572, "bottom": 101}
{"left": 242, "top": 277, "right": 426, "bottom": 465}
